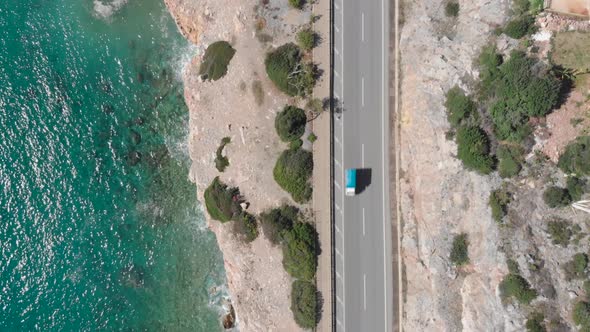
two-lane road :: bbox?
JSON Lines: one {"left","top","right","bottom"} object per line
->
{"left": 333, "top": 0, "right": 394, "bottom": 331}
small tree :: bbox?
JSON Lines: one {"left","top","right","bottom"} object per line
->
{"left": 274, "top": 148, "right": 314, "bottom": 203}
{"left": 559, "top": 136, "right": 590, "bottom": 175}
{"left": 450, "top": 233, "right": 469, "bottom": 266}
{"left": 567, "top": 176, "right": 587, "bottom": 201}
{"left": 259, "top": 205, "right": 299, "bottom": 244}
{"left": 203, "top": 177, "right": 242, "bottom": 222}
{"left": 455, "top": 126, "right": 494, "bottom": 174}
{"left": 282, "top": 222, "right": 319, "bottom": 280}
{"left": 573, "top": 301, "right": 590, "bottom": 329}
{"left": 547, "top": 219, "right": 573, "bottom": 247}
{"left": 233, "top": 212, "right": 259, "bottom": 243}
{"left": 275, "top": 105, "right": 307, "bottom": 142}
{"left": 198, "top": 41, "right": 236, "bottom": 81}
{"left": 543, "top": 186, "right": 572, "bottom": 208}
{"left": 497, "top": 144, "right": 523, "bottom": 178}
{"left": 490, "top": 188, "right": 511, "bottom": 223}
{"left": 291, "top": 280, "right": 319, "bottom": 329}
{"left": 563, "top": 253, "right": 588, "bottom": 280}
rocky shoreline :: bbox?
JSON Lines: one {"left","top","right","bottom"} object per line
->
{"left": 163, "top": 0, "right": 310, "bottom": 330}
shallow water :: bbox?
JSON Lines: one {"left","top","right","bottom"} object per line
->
{"left": 0, "top": 0, "right": 227, "bottom": 330}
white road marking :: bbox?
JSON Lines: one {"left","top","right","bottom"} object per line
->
{"left": 335, "top": 70, "right": 340, "bottom": 78}
{"left": 335, "top": 47, "right": 340, "bottom": 55}
{"left": 335, "top": 224, "right": 341, "bottom": 233}
{"left": 335, "top": 159, "right": 341, "bottom": 166}
{"left": 336, "top": 271, "right": 342, "bottom": 279}
{"left": 334, "top": 92, "right": 340, "bottom": 100}
{"left": 335, "top": 181, "right": 341, "bottom": 189}
{"left": 337, "top": 319, "right": 343, "bottom": 327}
{"left": 335, "top": 203, "right": 341, "bottom": 211}
{"left": 337, "top": 296, "right": 344, "bottom": 305}
{"left": 340, "top": 1, "right": 346, "bottom": 329}
{"left": 361, "top": 143, "right": 365, "bottom": 167}
{"left": 361, "top": 77, "right": 365, "bottom": 107}
{"left": 335, "top": 26, "right": 340, "bottom": 33}
{"left": 363, "top": 274, "right": 367, "bottom": 310}
{"left": 361, "top": 13, "right": 365, "bottom": 42}
{"left": 363, "top": 208, "right": 366, "bottom": 236}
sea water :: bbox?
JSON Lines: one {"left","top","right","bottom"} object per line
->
{"left": 0, "top": 0, "right": 227, "bottom": 330}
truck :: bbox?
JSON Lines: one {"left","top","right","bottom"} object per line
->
{"left": 345, "top": 168, "right": 357, "bottom": 196}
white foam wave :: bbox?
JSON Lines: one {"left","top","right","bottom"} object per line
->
{"left": 93, "top": 0, "right": 128, "bottom": 19}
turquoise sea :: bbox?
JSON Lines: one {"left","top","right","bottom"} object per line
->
{"left": 0, "top": 0, "right": 227, "bottom": 330}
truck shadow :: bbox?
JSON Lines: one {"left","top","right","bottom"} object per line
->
{"left": 356, "top": 168, "right": 372, "bottom": 194}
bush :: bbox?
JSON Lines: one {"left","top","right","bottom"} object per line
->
{"left": 288, "top": 0, "right": 304, "bottom": 9}
{"left": 499, "top": 273, "right": 537, "bottom": 304}
{"left": 455, "top": 126, "right": 494, "bottom": 174}
{"left": 507, "top": 258, "right": 520, "bottom": 274}
{"left": 204, "top": 177, "right": 242, "bottom": 222}
{"left": 526, "top": 312, "right": 546, "bottom": 332}
{"left": 199, "top": 41, "right": 236, "bottom": 81}
{"left": 574, "top": 301, "right": 590, "bottom": 329}
{"left": 290, "top": 138, "right": 303, "bottom": 150}
{"left": 291, "top": 280, "right": 319, "bottom": 329}
{"left": 445, "top": 2, "right": 460, "bottom": 17}
{"left": 497, "top": 144, "right": 523, "bottom": 178}
{"left": 215, "top": 137, "right": 231, "bottom": 172}
{"left": 232, "top": 212, "right": 259, "bottom": 243}
{"left": 450, "top": 233, "right": 469, "bottom": 266}
{"left": 513, "top": 0, "right": 530, "bottom": 15}
{"left": 504, "top": 15, "right": 535, "bottom": 39}
{"left": 558, "top": 136, "right": 590, "bottom": 175}
{"left": 563, "top": 253, "right": 588, "bottom": 280}
{"left": 485, "top": 51, "right": 561, "bottom": 142}
{"left": 265, "top": 43, "right": 315, "bottom": 96}
{"left": 259, "top": 205, "right": 299, "bottom": 244}
{"left": 282, "top": 222, "right": 319, "bottom": 280}
{"left": 308, "top": 132, "right": 317, "bottom": 143}
{"left": 543, "top": 186, "right": 572, "bottom": 208}
{"left": 584, "top": 280, "right": 590, "bottom": 295}
{"left": 567, "top": 176, "right": 586, "bottom": 201}
{"left": 275, "top": 105, "right": 307, "bottom": 142}
{"left": 547, "top": 219, "right": 573, "bottom": 247}
{"left": 296, "top": 28, "right": 316, "bottom": 51}
{"left": 445, "top": 86, "right": 476, "bottom": 128}
{"left": 274, "top": 148, "right": 313, "bottom": 203}
{"left": 478, "top": 46, "right": 503, "bottom": 97}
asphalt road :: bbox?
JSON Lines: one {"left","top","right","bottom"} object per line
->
{"left": 333, "top": 0, "right": 394, "bottom": 331}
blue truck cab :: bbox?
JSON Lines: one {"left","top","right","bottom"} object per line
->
{"left": 345, "top": 168, "right": 357, "bottom": 196}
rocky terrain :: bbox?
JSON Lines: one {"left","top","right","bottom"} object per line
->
{"left": 399, "top": 0, "right": 518, "bottom": 330}
{"left": 164, "top": 0, "right": 311, "bottom": 330}
{"left": 400, "top": 0, "right": 590, "bottom": 330}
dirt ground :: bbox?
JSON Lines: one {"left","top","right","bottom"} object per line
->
{"left": 164, "top": 0, "right": 313, "bottom": 330}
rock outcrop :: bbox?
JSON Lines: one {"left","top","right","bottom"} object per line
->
{"left": 164, "top": 0, "right": 308, "bottom": 330}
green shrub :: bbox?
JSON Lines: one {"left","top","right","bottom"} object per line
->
{"left": 296, "top": 28, "right": 316, "bottom": 51}
{"left": 567, "top": 176, "right": 586, "bottom": 201}
{"left": 584, "top": 280, "right": 590, "bottom": 295}
{"left": 450, "top": 233, "right": 469, "bottom": 266}
{"left": 282, "top": 222, "right": 318, "bottom": 280}
{"left": 497, "top": 144, "right": 523, "bottom": 178}
{"left": 445, "top": 2, "right": 460, "bottom": 17}
{"left": 485, "top": 51, "right": 560, "bottom": 142}
{"left": 563, "top": 253, "right": 588, "bottom": 280}
{"left": 455, "top": 126, "right": 494, "bottom": 174}
{"left": 543, "top": 186, "right": 572, "bottom": 208}
{"left": 274, "top": 148, "right": 313, "bottom": 203}
{"left": 291, "top": 280, "right": 319, "bottom": 329}
{"left": 308, "top": 132, "right": 317, "bottom": 143}
{"left": 513, "top": 0, "right": 530, "bottom": 15}
{"left": 547, "top": 219, "right": 573, "bottom": 247}
{"left": 204, "top": 177, "right": 242, "bottom": 222}
{"left": 504, "top": 15, "right": 535, "bottom": 39}
{"left": 233, "top": 212, "right": 259, "bottom": 243}
{"left": 499, "top": 273, "right": 537, "bottom": 304}
{"left": 288, "top": 0, "right": 304, "bottom": 9}
{"left": 290, "top": 138, "right": 303, "bottom": 150}
{"left": 574, "top": 301, "right": 590, "bottom": 329}
{"left": 478, "top": 46, "right": 503, "bottom": 97}
{"left": 558, "top": 136, "right": 590, "bottom": 175}
{"left": 265, "top": 43, "right": 315, "bottom": 96}
{"left": 275, "top": 105, "right": 307, "bottom": 142}
{"left": 215, "top": 137, "right": 231, "bottom": 172}
{"left": 445, "top": 86, "right": 476, "bottom": 128}
{"left": 526, "top": 312, "right": 546, "bottom": 332}
{"left": 199, "top": 41, "right": 236, "bottom": 81}
{"left": 259, "top": 205, "right": 299, "bottom": 244}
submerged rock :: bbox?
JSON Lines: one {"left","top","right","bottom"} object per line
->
{"left": 126, "top": 151, "right": 142, "bottom": 166}
{"left": 119, "top": 264, "right": 145, "bottom": 288}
